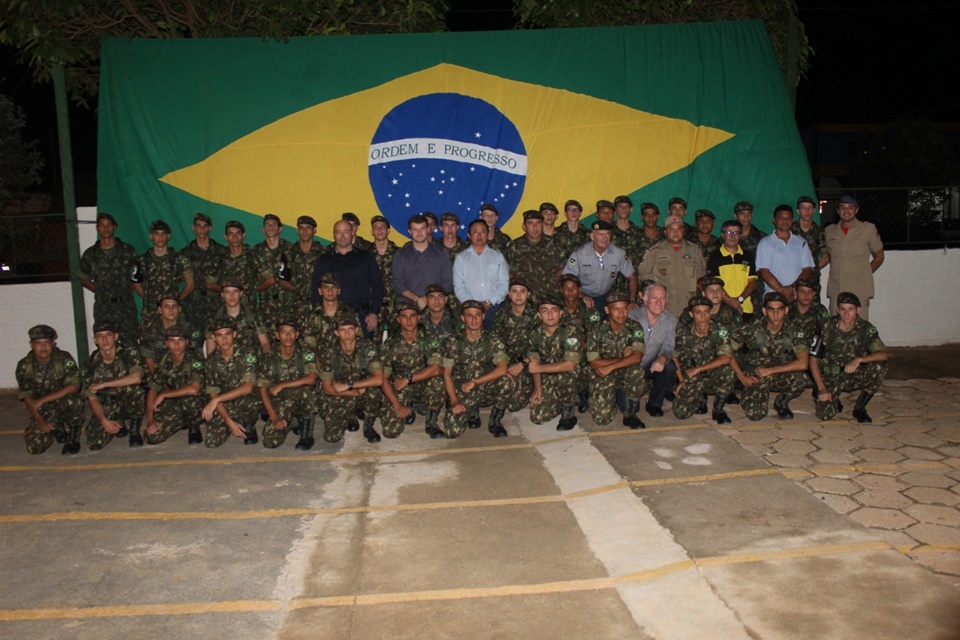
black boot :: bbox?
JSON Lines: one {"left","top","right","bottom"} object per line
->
{"left": 557, "top": 406, "right": 578, "bottom": 431}
{"left": 116, "top": 420, "right": 129, "bottom": 438}
{"left": 774, "top": 393, "right": 794, "bottom": 420}
{"left": 488, "top": 407, "right": 507, "bottom": 438}
{"left": 577, "top": 390, "right": 589, "bottom": 414}
{"left": 295, "top": 417, "right": 316, "bottom": 450}
{"left": 61, "top": 423, "right": 81, "bottom": 455}
{"left": 695, "top": 395, "right": 709, "bottom": 415}
{"left": 725, "top": 392, "right": 740, "bottom": 405}
{"left": 622, "top": 400, "right": 646, "bottom": 430}
{"left": 404, "top": 408, "right": 417, "bottom": 425}
{"left": 243, "top": 419, "right": 259, "bottom": 445}
{"left": 363, "top": 417, "right": 381, "bottom": 443}
{"left": 467, "top": 407, "right": 482, "bottom": 430}
{"left": 346, "top": 417, "right": 360, "bottom": 432}
{"left": 187, "top": 424, "right": 203, "bottom": 445}
{"left": 425, "top": 409, "right": 444, "bottom": 439}
{"left": 712, "top": 396, "right": 731, "bottom": 425}
{"left": 128, "top": 417, "right": 144, "bottom": 448}
{"left": 852, "top": 391, "right": 875, "bottom": 424}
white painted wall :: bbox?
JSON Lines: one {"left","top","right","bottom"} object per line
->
{"left": 1, "top": 212, "right": 957, "bottom": 387}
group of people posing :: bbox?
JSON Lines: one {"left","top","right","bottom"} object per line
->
{"left": 15, "top": 193, "right": 888, "bottom": 455}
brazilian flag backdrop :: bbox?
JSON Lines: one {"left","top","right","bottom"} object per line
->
{"left": 98, "top": 21, "right": 813, "bottom": 247}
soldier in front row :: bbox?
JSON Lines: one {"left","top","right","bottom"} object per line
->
{"left": 560, "top": 274, "right": 601, "bottom": 413}
{"left": 202, "top": 317, "right": 262, "bottom": 448}
{"left": 527, "top": 296, "right": 583, "bottom": 431}
{"left": 672, "top": 296, "right": 736, "bottom": 424}
{"left": 810, "top": 292, "right": 888, "bottom": 423}
{"left": 82, "top": 322, "right": 146, "bottom": 449}
{"left": 259, "top": 320, "right": 319, "bottom": 450}
{"left": 16, "top": 325, "right": 85, "bottom": 455}
{"left": 143, "top": 325, "right": 205, "bottom": 445}
{"left": 420, "top": 284, "right": 460, "bottom": 342}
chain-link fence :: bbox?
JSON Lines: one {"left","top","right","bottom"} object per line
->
{"left": 819, "top": 187, "right": 960, "bottom": 248}
{"left": 0, "top": 213, "right": 71, "bottom": 284}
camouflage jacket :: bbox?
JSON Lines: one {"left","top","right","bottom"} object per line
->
{"left": 16, "top": 348, "right": 80, "bottom": 400}
{"left": 204, "top": 347, "right": 259, "bottom": 395}
{"left": 257, "top": 347, "right": 318, "bottom": 393}
{"left": 380, "top": 329, "right": 443, "bottom": 379}
{"left": 586, "top": 319, "right": 646, "bottom": 362}
{"left": 792, "top": 220, "right": 826, "bottom": 266}
{"left": 81, "top": 344, "right": 144, "bottom": 398}
{"left": 300, "top": 304, "right": 360, "bottom": 350}
{"left": 208, "top": 303, "right": 269, "bottom": 351}
{"left": 788, "top": 301, "right": 831, "bottom": 336}
{"left": 504, "top": 236, "right": 563, "bottom": 301}
{"left": 494, "top": 303, "right": 540, "bottom": 362}
{"left": 78, "top": 238, "right": 138, "bottom": 301}
{"left": 287, "top": 240, "right": 324, "bottom": 306}
{"left": 135, "top": 248, "right": 193, "bottom": 309}
{"left": 435, "top": 236, "right": 470, "bottom": 263}
{"left": 149, "top": 349, "right": 204, "bottom": 393}
{"left": 318, "top": 338, "right": 382, "bottom": 383}
{"left": 678, "top": 304, "right": 743, "bottom": 330}
{"left": 561, "top": 299, "right": 603, "bottom": 334}
{"left": 442, "top": 332, "right": 509, "bottom": 382}
{"left": 140, "top": 316, "right": 204, "bottom": 362}
{"left": 818, "top": 316, "right": 886, "bottom": 372}
{"left": 420, "top": 308, "right": 461, "bottom": 342}
{"left": 527, "top": 324, "right": 584, "bottom": 365}
{"left": 181, "top": 239, "right": 226, "bottom": 299}
{"left": 253, "top": 238, "right": 295, "bottom": 302}
{"left": 214, "top": 246, "right": 259, "bottom": 295}
{"left": 674, "top": 319, "right": 733, "bottom": 370}
{"left": 731, "top": 321, "right": 806, "bottom": 369}
{"left": 555, "top": 223, "right": 591, "bottom": 261}
{"left": 372, "top": 240, "right": 400, "bottom": 299}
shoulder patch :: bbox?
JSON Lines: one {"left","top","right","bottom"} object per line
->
{"left": 191, "top": 330, "right": 201, "bottom": 339}
{"left": 191, "top": 360, "right": 203, "bottom": 369}
{"left": 565, "top": 336, "right": 579, "bottom": 348}
{"left": 244, "top": 353, "right": 258, "bottom": 365}
{"left": 303, "top": 351, "right": 316, "bottom": 362}
{"left": 867, "top": 326, "right": 877, "bottom": 336}
{"left": 632, "top": 328, "right": 644, "bottom": 339}
{"left": 64, "top": 359, "right": 77, "bottom": 368}
{"left": 718, "top": 328, "right": 729, "bottom": 339}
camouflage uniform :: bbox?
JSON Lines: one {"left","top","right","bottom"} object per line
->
{"left": 287, "top": 241, "right": 324, "bottom": 314}
{"left": 79, "top": 238, "right": 140, "bottom": 346}
{"left": 586, "top": 320, "right": 649, "bottom": 425}
{"left": 16, "top": 349, "right": 85, "bottom": 454}
{"left": 420, "top": 308, "right": 460, "bottom": 343}
{"left": 555, "top": 223, "right": 591, "bottom": 262}
{"left": 253, "top": 238, "right": 296, "bottom": 330}
{"left": 145, "top": 350, "right": 205, "bottom": 445}
{"left": 504, "top": 236, "right": 563, "bottom": 303}
{"left": 318, "top": 338, "right": 384, "bottom": 443}
{"left": 258, "top": 347, "right": 319, "bottom": 448}
{"left": 380, "top": 330, "right": 444, "bottom": 438}
{"left": 692, "top": 235, "right": 722, "bottom": 259}
{"left": 436, "top": 236, "right": 469, "bottom": 263}
{"left": 493, "top": 303, "right": 539, "bottom": 411}
{"left": 562, "top": 300, "right": 603, "bottom": 396}
{"left": 679, "top": 304, "right": 743, "bottom": 331}
{"left": 792, "top": 220, "right": 826, "bottom": 287}
{"left": 133, "top": 249, "right": 193, "bottom": 324}
{"left": 442, "top": 332, "right": 514, "bottom": 438}
{"left": 207, "top": 304, "right": 269, "bottom": 353}
{"left": 82, "top": 344, "right": 145, "bottom": 450}
{"left": 671, "top": 320, "right": 736, "bottom": 419}
{"left": 731, "top": 320, "right": 808, "bottom": 421}
{"left": 634, "top": 227, "right": 665, "bottom": 266}
{"left": 214, "top": 247, "right": 259, "bottom": 300}
{"left": 487, "top": 228, "right": 512, "bottom": 253}
{"left": 788, "top": 301, "right": 832, "bottom": 337}
{"left": 140, "top": 316, "right": 204, "bottom": 369}
{"left": 203, "top": 347, "right": 262, "bottom": 448}
{"left": 181, "top": 239, "right": 226, "bottom": 331}
{"left": 527, "top": 324, "right": 583, "bottom": 424}
{"left": 612, "top": 222, "right": 643, "bottom": 263}
{"left": 300, "top": 304, "right": 360, "bottom": 351}
{"left": 814, "top": 317, "right": 887, "bottom": 420}
{"left": 372, "top": 240, "right": 400, "bottom": 334}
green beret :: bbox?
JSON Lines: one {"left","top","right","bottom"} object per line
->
{"left": 440, "top": 212, "right": 460, "bottom": 224}
{"left": 522, "top": 209, "right": 543, "bottom": 221}
{"left": 538, "top": 295, "right": 563, "bottom": 309}
{"left": 263, "top": 214, "right": 282, "bottom": 226}
{"left": 509, "top": 279, "right": 529, "bottom": 291}
{"left": 219, "top": 279, "right": 243, "bottom": 290}
{"left": 695, "top": 209, "right": 715, "bottom": 220}
{"left": 795, "top": 278, "right": 818, "bottom": 291}
{"left": 395, "top": 299, "right": 420, "bottom": 314}
{"left": 614, "top": 195, "right": 633, "bottom": 207}
{"left": 341, "top": 212, "right": 361, "bottom": 225}
{"left": 276, "top": 318, "right": 299, "bottom": 331}
{"left": 479, "top": 203, "right": 499, "bottom": 216}
{"left": 539, "top": 202, "right": 559, "bottom": 214}
{"left": 28, "top": 325, "right": 57, "bottom": 340}
{"left": 560, "top": 274, "right": 581, "bottom": 286}
{"left": 334, "top": 310, "right": 359, "bottom": 327}
{"left": 225, "top": 220, "right": 245, "bottom": 233}
{"left": 763, "top": 292, "right": 789, "bottom": 307}
{"left": 734, "top": 201, "right": 754, "bottom": 213}
{"left": 370, "top": 215, "right": 390, "bottom": 228}
{"left": 564, "top": 199, "right": 582, "bottom": 212}
{"left": 596, "top": 199, "right": 615, "bottom": 212}
{"left": 97, "top": 212, "right": 118, "bottom": 227}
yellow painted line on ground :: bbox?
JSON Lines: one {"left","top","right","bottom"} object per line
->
{"left": 629, "top": 467, "right": 783, "bottom": 487}
{"left": 0, "top": 540, "right": 896, "bottom": 622}
{"left": 907, "top": 543, "right": 960, "bottom": 554}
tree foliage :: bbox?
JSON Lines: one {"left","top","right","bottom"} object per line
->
{"left": 848, "top": 118, "right": 959, "bottom": 188}
{"left": 513, "top": 0, "right": 811, "bottom": 81}
{"left": 0, "top": 93, "right": 44, "bottom": 201}
{"left": 0, "top": 0, "right": 450, "bottom": 105}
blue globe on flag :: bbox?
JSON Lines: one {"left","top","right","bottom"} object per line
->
{"left": 368, "top": 93, "right": 528, "bottom": 234}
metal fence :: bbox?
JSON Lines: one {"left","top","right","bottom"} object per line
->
{"left": 0, "top": 213, "right": 71, "bottom": 284}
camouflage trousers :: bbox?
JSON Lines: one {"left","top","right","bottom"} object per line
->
{"left": 86, "top": 388, "right": 145, "bottom": 450}
{"left": 381, "top": 377, "right": 445, "bottom": 438}
{"left": 443, "top": 376, "right": 515, "bottom": 439}
{"left": 262, "top": 387, "right": 319, "bottom": 449}
{"left": 740, "top": 367, "right": 809, "bottom": 421}
{"left": 815, "top": 362, "right": 888, "bottom": 421}
{"left": 530, "top": 369, "right": 579, "bottom": 424}
{"left": 672, "top": 367, "right": 736, "bottom": 420}
{"left": 94, "top": 298, "right": 140, "bottom": 348}
{"left": 23, "top": 395, "right": 85, "bottom": 455}
{"left": 589, "top": 366, "right": 650, "bottom": 426}
{"left": 321, "top": 388, "right": 384, "bottom": 443}
{"left": 378, "top": 298, "right": 398, "bottom": 341}
{"left": 145, "top": 396, "right": 204, "bottom": 445}
{"left": 506, "top": 369, "right": 533, "bottom": 413}
{"left": 204, "top": 395, "right": 263, "bottom": 448}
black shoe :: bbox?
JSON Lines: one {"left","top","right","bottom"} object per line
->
{"left": 346, "top": 418, "right": 360, "bottom": 432}
{"left": 116, "top": 425, "right": 129, "bottom": 438}
{"left": 295, "top": 435, "right": 315, "bottom": 450}
{"left": 622, "top": 414, "right": 646, "bottom": 430}
{"left": 129, "top": 432, "right": 144, "bottom": 447}
{"left": 61, "top": 441, "right": 80, "bottom": 455}
{"left": 260, "top": 409, "right": 269, "bottom": 422}
{"left": 404, "top": 409, "right": 416, "bottom": 425}
{"left": 188, "top": 426, "right": 203, "bottom": 445}
{"left": 713, "top": 410, "right": 731, "bottom": 425}
{"left": 664, "top": 391, "right": 676, "bottom": 402}
{"left": 695, "top": 397, "right": 709, "bottom": 415}
{"left": 725, "top": 393, "right": 740, "bottom": 406}
{"left": 243, "top": 428, "right": 259, "bottom": 445}
{"left": 467, "top": 417, "right": 482, "bottom": 429}
{"left": 776, "top": 406, "right": 794, "bottom": 420}
{"left": 425, "top": 426, "right": 445, "bottom": 439}
{"left": 577, "top": 391, "right": 589, "bottom": 414}
{"left": 292, "top": 423, "right": 302, "bottom": 435}
{"left": 852, "top": 391, "right": 874, "bottom": 424}
{"left": 54, "top": 430, "right": 66, "bottom": 444}
{"left": 364, "top": 425, "right": 381, "bottom": 443}
{"left": 836, "top": 400, "right": 844, "bottom": 413}
{"left": 645, "top": 403, "right": 663, "bottom": 417}
{"left": 490, "top": 424, "right": 507, "bottom": 438}
{"left": 355, "top": 410, "right": 365, "bottom": 421}
{"left": 557, "top": 416, "right": 578, "bottom": 431}
{"left": 852, "top": 408, "right": 872, "bottom": 424}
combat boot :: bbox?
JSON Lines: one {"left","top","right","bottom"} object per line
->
{"left": 61, "top": 422, "right": 81, "bottom": 455}
{"left": 488, "top": 407, "right": 507, "bottom": 438}
{"left": 425, "top": 408, "right": 444, "bottom": 439}
{"left": 404, "top": 407, "right": 417, "bottom": 425}
{"left": 347, "top": 415, "right": 361, "bottom": 432}
{"left": 622, "top": 400, "right": 646, "bottom": 430}
{"left": 295, "top": 417, "right": 316, "bottom": 450}
{"left": 187, "top": 423, "right": 203, "bottom": 445}
{"left": 243, "top": 419, "right": 259, "bottom": 445}
{"left": 577, "top": 390, "right": 589, "bottom": 414}
{"left": 128, "top": 417, "right": 144, "bottom": 448}
{"left": 116, "top": 420, "right": 129, "bottom": 438}
{"left": 557, "top": 406, "right": 578, "bottom": 431}
{"left": 774, "top": 393, "right": 794, "bottom": 420}
{"left": 363, "top": 416, "right": 381, "bottom": 443}
{"left": 712, "top": 396, "right": 731, "bottom": 425}
{"left": 725, "top": 392, "right": 740, "bottom": 405}
{"left": 467, "top": 407, "right": 482, "bottom": 430}
{"left": 852, "top": 391, "right": 875, "bottom": 424}
{"left": 695, "top": 395, "right": 709, "bottom": 415}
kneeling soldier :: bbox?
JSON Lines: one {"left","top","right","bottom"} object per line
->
{"left": 810, "top": 292, "right": 888, "bottom": 423}
{"left": 83, "top": 322, "right": 146, "bottom": 449}
{"left": 143, "top": 325, "right": 205, "bottom": 445}
{"left": 319, "top": 311, "right": 385, "bottom": 444}
{"left": 16, "top": 325, "right": 84, "bottom": 454}
{"left": 528, "top": 296, "right": 583, "bottom": 431}
{"left": 442, "top": 300, "right": 514, "bottom": 438}
{"left": 381, "top": 300, "right": 445, "bottom": 439}
{"left": 672, "top": 296, "right": 736, "bottom": 424}
{"left": 202, "top": 317, "right": 262, "bottom": 447}
{"left": 258, "top": 320, "right": 319, "bottom": 450}
{"left": 730, "top": 292, "right": 809, "bottom": 421}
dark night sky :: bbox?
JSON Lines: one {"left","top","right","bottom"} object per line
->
{"left": 2, "top": 0, "right": 957, "bottom": 202}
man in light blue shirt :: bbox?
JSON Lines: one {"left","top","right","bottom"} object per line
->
{"left": 454, "top": 220, "right": 509, "bottom": 330}
{"left": 756, "top": 205, "right": 814, "bottom": 301}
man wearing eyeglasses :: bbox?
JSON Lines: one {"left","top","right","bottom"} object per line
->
{"left": 706, "top": 219, "right": 759, "bottom": 320}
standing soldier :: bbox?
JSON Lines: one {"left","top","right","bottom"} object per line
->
{"left": 82, "top": 322, "right": 146, "bottom": 449}
{"left": 612, "top": 195, "right": 642, "bottom": 262}
{"left": 528, "top": 296, "right": 583, "bottom": 431}
{"left": 370, "top": 215, "right": 400, "bottom": 334}
{"left": 437, "top": 212, "right": 469, "bottom": 262}
{"left": 79, "top": 212, "right": 139, "bottom": 346}
{"left": 420, "top": 284, "right": 460, "bottom": 342}
{"left": 181, "top": 212, "right": 226, "bottom": 331}
{"left": 586, "top": 292, "right": 648, "bottom": 429}
{"left": 691, "top": 209, "right": 721, "bottom": 258}
{"left": 319, "top": 311, "right": 385, "bottom": 444}
{"left": 215, "top": 221, "right": 259, "bottom": 298}
{"left": 635, "top": 203, "right": 665, "bottom": 265}
{"left": 479, "top": 203, "right": 512, "bottom": 252}
{"left": 442, "top": 300, "right": 514, "bottom": 439}
{"left": 380, "top": 300, "right": 446, "bottom": 439}
{"left": 258, "top": 320, "right": 319, "bottom": 450}
{"left": 287, "top": 215, "right": 323, "bottom": 316}
{"left": 792, "top": 196, "right": 827, "bottom": 287}
{"left": 339, "top": 212, "right": 374, "bottom": 252}
{"left": 143, "top": 325, "right": 205, "bottom": 445}
{"left": 810, "top": 292, "right": 888, "bottom": 423}
{"left": 140, "top": 292, "right": 203, "bottom": 375}
{"left": 672, "top": 296, "right": 736, "bottom": 424}
{"left": 201, "top": 317, "right": 262, "bottom": 448}
{"left": 130, "top": 219, "right": 195, "bottom": 324}
{"left": 300, "top": 273, "right": 359, "bottom": 351}
{"left": 730, "top": 292, "right": 809, "bottom": 421}
{"left": 559, "top": 274, "right": 602, "bottom": 413}
{"left": 494, "top": 279, "right": 539, "bottom": 409}
{"left": 504, "top": 210, "right": 563, "bottom": 303}
{"left": 556, "top": 199, "right": 591, "bottom": 261}
{"left": 16, "top": 325, "right": 84, "bottom": 455}
{"left": 206, "top": 281, "right": 271, "bottom": 355}
{"left": 253, "top": 214, "right": 295, "bottom": 331}
{"left": 539, "top": 202, "right": 560, "bottom": 243}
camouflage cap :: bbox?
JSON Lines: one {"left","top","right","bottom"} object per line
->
{"left": 763, "top": 291, "right": 789, "bottom": 307}
{"left": 606, "top": 292, "right": 632, "bottom": 306}
{"left": 395, "top": 299, "right": 421, "bottom": 314}
{"left": 539, "top": 202, "right": 559, "bottom": 214}
{"left": 596, "top": 199, "right": 615, "bottom": 212}
{"left": 564, "top": 199, "right": 583, "bottom": 212}
{"left": 96, "top": 212, "right": 118, "bottom": 227}
{"left": 297, "top": 215, "right": 318, "bottom": 227}
{"left": 614, "top": 195, "right": 633, "bottom": 207}
{"left": 370, "top": 215, "right": 390, "bottom": 228}
{"left": 263, "top": 214, "right": 282, "bottom": 226}
{"left": 440, "top": 212, "right": 460, "bottom": 224}
{"left": 193, "top": 212, "right": 212, "bottom": 225}
{"left": 538, "top": 294, "right": 563, "bottom": 309}
{"left": 276, "top": 318, "right": 299, "bottom": 331}
{"left": 522, "top": 209, "right": 543, "bottom": 221}
{"left": 591, "top": 220, "right": 615, "bottom": 231}
{"left": 734, "top": 201, "right": 754, "bottom": 213}
{"left": 341, "top": 212, "right": 361, "bottom": 225}
{"left": 421, "top": 211, "right": 439, "bottom": 225}
{"left": 219, "top": 279, "right": 244, "bottom": 290}
{"left": 225, "top": 220, "right": 245, "bottom": 233}
{"left": 836, "top": 291, "right": 862, "bottom": 307}
{"left": 795, "top": 277, "right": 818, "bottom": 291}
{"left": 479, "top": 203, "right": 499, "bottom": 216}
{"left": 668, "top": 197, "right": 687, "bottom": 208}
{"left": 700, "top": 276, "right": 726, "bottom": 289}
{"left": 163, "top": 324, "right": 192, "bottom": 339}
{"left": 334, "top": 310, "right": 360, "bottom": 327}
{"left": 210, "top": 316, "right": 238, "bottom": 332}
{"left": 425, "top": 283, "right": 448, "bottom": 296}
{"left": 150, "top": 219, "right": 171, "bottom": 233}
{"left": 687, "top": 295, "right": 713, "bottom": 310}
{"left": 460, "top": 299, "right": 486, "bottom": 313}
{"left": 640, "top": 202, "right": 660, "bottom": 214}
{"left": 319, "top": 272, "right": 340, "bottom": 286}
{"left": 28, "top": 324, "right": 57, "bottom": 340}
{"left": 92, "top": 321, "right": 118, "bottom": 334}
{"left": 796, "top": 195, "right": 816, "bottom": 207}
{"left": 157, "top": 290, "right": 180, "bottom": 305}
{"left": 695, "top": 209, "right": 715, "bottom": 220}
{"left": 509, "top": 278, "right": 530, "bottom": 291}
{"left": 560, "top": 273, "right": 581, "bottom": 286}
